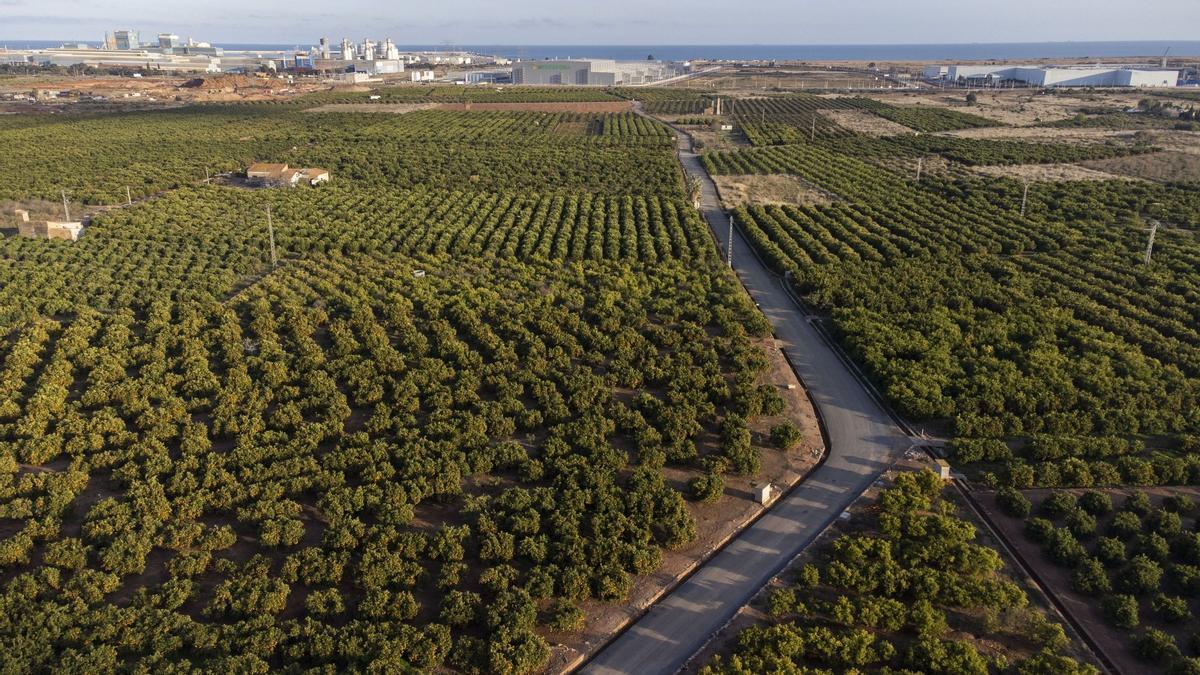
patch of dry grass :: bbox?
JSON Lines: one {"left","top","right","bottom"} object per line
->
{"left": 713, "top": 175, "right": 833, "bottom": 207}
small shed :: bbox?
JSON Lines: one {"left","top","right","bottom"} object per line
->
{"left": 755, "top": 483, "right": 774, "bottom": 505}
{"left": 935, "top": 458, "right": 952, "bottom": 480}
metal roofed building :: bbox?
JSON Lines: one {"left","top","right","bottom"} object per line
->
{"left": 512, "top": 59, "right": 682, "bottom": 86}
{"left": 931, "top": 65, "right": 1180, "bottom": 88}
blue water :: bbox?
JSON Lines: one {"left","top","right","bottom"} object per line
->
{"left": 3, "top": 40, "right": 1198, "bottom": 62}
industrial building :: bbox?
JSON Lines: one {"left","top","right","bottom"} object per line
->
{"left": 925, "top": 65, "right": 1179, "bottom": 88}
{"left": 112, "top": 30, "right": 139, "bottom": 50}
{"left": 512, "top": 59, "right": 682, "bottom": 86}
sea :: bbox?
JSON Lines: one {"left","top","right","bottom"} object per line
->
{"left": 3, "top": 40, "right": 1199, "bottom": 62}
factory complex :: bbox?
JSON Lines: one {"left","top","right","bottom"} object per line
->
{"left": 1, "top": 31, "right": 504, "bottom": 78}
{"left": 3, "top": 30, "right": 691, "bottom": 87}
{"left": 923, "top": 64, "right": 1181, "bottom": 88}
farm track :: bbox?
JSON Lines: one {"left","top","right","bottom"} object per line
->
{"left": 577, "top": 108, "right": 912, "bottom": 675}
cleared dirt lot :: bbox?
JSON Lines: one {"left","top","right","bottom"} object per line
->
{"left": 867, "top": 90, "right": 1146, "bottom": 127}
{"left": 820, "top": 108, "right": 912, "bottom": 136}
{"left": 1082, "top": 151, "right": 1200, "bottom": 182}
{"left": 971, "top": 163, "right": 1134, "bottom": 182}
{"left": 713, "top": 174, "right": 835, "bottom": 207}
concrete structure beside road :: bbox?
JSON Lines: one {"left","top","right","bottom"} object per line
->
{"left": 927, "top": 64, "right": 1179, "bottom": 87}
{"left": 512, "top": 58, "right": 683, "bottom": 85}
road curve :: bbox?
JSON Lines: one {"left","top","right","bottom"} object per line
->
{"left": 580, "top": 123, "right": 913, "bottom": 675}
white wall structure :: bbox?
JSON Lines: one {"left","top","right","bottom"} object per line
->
{"left": 938, "top": 65, "right": 1179, "bottom": 87}
{"left": 512, "top": 59, "right": 681, "bottom": 86}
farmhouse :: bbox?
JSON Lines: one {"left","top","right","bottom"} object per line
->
{"left": 13, "top": 209, "right": 84, "bottom": 241}
{"left": 246, "top": 163, "right": 331, "bottom": 187}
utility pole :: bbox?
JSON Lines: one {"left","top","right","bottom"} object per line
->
{"left": 810, "top": 115, "right": 816, "bottom": 142}
{"left": 727, "top": 216, "right": 734, "bottom": 269}
{"left": 1020, "top": 180, "right": 1029, "bottom": 217}
{"left": 205, "top": 167, "right": 210, "bottom": 183}
{"left": 266, "top": 204, "right": 278, "bottom": 269}
{"left": 915, "top": 157, "right": 923, "bottom": 183}
{"left": 126, "top": 186, "right": 132, "bottom": 206}
{"left": 61, "top": 190, "right": 70, "bottom": 220}
{"left": 1145, "top": 219, "right": 1159, "bottom": 264}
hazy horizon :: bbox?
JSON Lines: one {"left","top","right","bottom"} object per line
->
{"left": 3, "top": 0, "right": 1198, "bottom": 45}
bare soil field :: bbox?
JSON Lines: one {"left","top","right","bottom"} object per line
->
{"left": 944, "top": 124, "right": 1135, "bottom": 144}
{"left": 971, "top": 163, "right": 1134, "bottom": 182}
{"left": 713, "top": 174, "right": 835, "bottom": 207}
{"left": 548, "top": 335, "right": 825, "bottom": 673}
{"left": 820, "top": 108, "right": 912, "bottom": 136}
{"left": 866, "top": 90, "right": 1146, "bottom": 127}
{"left": 1082, "top": 151, "right": 1200, "bottom": 182}
{"left": 688, "top": 126, "right": 751, "bottom": 152}
{"left": 978, "top": 487, "right": 1200, "bottom": 675}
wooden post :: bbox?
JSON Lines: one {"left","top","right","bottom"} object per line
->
{"left": 266, "top": 204, "right": 278, "bottom": 269}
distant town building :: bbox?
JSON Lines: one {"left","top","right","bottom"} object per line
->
{"left": 112, "top": 30, "right": 139, "bottom": 50}
{"left": 247, "top": 163, "right": 330, "bottom": 187}
{"left": 158, "top": 33, "right": 181, "bottom": 50}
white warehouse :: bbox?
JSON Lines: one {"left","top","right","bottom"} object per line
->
{"left": 932, "top": 65, "right": 1179, "bottom": 88}
{"left": 512, "top": 59, "right": 682, "bottom": 86}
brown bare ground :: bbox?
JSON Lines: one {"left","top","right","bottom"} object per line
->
{"left": 1082, "top": 151, "right": 1200, "bottom": 182}
{"left": 971, "top": 163, "right": 1133, "bottom": 182}
{"left": 547, "top": 335, "right": 825, "bottom": 673}
{"left": 820, "top": 109, "right": 912, "bottom": 136}
{"left": 943, "top": 125, "right": 1133, "bottom": 144}
{"left": 689, "top": 127, "right": 751, "bottom": 152}
{"left": 865, "top": 90, "right": 1139, "bottom": 127}
{"left": 713, "top": 175, "right": 834, "bottom": 208}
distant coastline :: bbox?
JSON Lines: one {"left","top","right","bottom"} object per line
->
{"left": 2, "top": 40, "right": 1199, "bottom": 62}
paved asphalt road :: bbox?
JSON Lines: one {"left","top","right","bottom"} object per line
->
{"left": 580, "top": 125, "right": 913, "bottom": 675}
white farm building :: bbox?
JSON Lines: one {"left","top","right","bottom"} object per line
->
{"left": 928, "top": 65, "right": 1179, "bottom": 88}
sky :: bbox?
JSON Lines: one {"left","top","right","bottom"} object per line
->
{"left": 3, "top": 0, "right": 1199, "bottom": 45}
